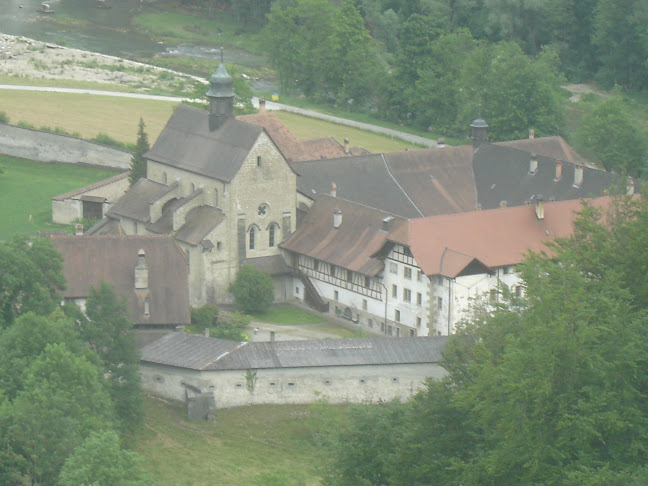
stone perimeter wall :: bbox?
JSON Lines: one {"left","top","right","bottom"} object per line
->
{"left": 0, "top": 123, "right": 131, "bottom": 170}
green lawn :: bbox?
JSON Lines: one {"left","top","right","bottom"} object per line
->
{"left": 0, "top": 91, "right": 177, "bottom": 145}
{"left": 0, "top": 156, "right": 117, "bottom": 240}
{"left": 252, "top": 307, "right": 325, "bottom": 325}
{"left": 133, "top": 397, "right": 346, "bottom": 486}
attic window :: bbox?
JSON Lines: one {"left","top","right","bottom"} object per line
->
{"left": 257, "top": 156, "right": 262, "bottom": 167}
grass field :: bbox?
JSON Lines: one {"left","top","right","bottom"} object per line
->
{"left": 274, "top": 111, "right": 419, "bottom": 153}
{"left": 0, "top": 91, "right": 177, "bottom": 144}
{"left": 0, "top": 156, "right": 117, "bottom": 240}
{"left": 134, "top": 396, "right": 346, "bottom": 486}
{"left": 252, "top": 307, "right": 325, "bottom": 325}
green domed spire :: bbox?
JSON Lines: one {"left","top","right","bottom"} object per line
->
{"left": 207, "top": 49, "right": 235, "bottom": 99}
{"left": 206, "top": 48, "right": 234, "bottom": 129}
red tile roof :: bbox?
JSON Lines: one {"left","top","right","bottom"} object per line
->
{"left": 387, "top": 197, "right": 612, "bottom": 277}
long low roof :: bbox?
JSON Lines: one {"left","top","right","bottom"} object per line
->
{"left": 141, "top": 332, "right": 447, "bottom": 371}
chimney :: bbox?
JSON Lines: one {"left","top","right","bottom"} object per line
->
{"left": 258, "top": 97, "right": 266, "bottom": 113}
{"left": 204, "top": 328, "right": 210, "bottom": 337}
{"left": 529, "top": 129, "right": 535, "bottom": 139}
{"left": 436, "top": 137, "right": 446, "bottom": 148}
{"left": 381, "top": 216, "right": 394, "bottom": 232}
{"left": 333, "top": 208, "right": 342, "bottom": 229}
{"left": 75, "top": 223, "right": 84, "bottom": 236}
{"left": 270, "top": 331, "right": 275, "bottom": 342}
{"left": 330, "top": 181, "right": 337, "bottom": 197}
{"left": 554, "top": 160, "right": 562, "bottom": 181}
{"left": 344, "top": 138, "right": 350, "bottom": 155}
{"left": 529, "top": 153, "right": 538, "bottom": 174}
{"left": 535, "top": 195, "right": 544, "bottom": 220}
{"left": 135, "top": 249, "right": 149, "bottom": 289}
{"left": 573, "top": 164, "right": 584, "bottom": 188}
{"left": 470, "top": 117, "right": 488, "bottom": 150}
{"left": 627, "top": 177, "right": 635, "bottom": 195}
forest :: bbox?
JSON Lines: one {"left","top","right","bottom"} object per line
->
{"left": 322, "top": 194, "right": 648, "bottom": 485}
{"left": 179, "top": 0, "right": 648, "bottom": 176}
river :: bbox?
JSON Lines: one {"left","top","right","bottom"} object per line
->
{"left": 0, "top": 0, "right": 267, "bottom": 71}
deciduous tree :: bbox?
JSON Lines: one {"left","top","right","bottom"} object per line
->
{"left": 228, "top": 264, "right": 273, "bottom": 314}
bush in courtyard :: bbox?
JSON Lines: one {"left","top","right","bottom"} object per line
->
{"left": 190, "top": 304, "right": 220, "bottom": 328}
{"left": 228, "top": 265, "right": 274, "bottom": 314}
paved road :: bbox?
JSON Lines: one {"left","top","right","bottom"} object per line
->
{"left": 0, "top": 84, "right": 437, "bottom": 148}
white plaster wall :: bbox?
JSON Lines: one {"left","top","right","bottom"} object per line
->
{"left": 52, "top": 176, "right": 130, "bottom": 224}
{"left": 52, "top": 199, "right": 82, "bottom": 225}
{"left": 141, "top": 362, "right": 447, "bottom": 408}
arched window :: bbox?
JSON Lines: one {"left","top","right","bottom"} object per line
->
{"left": 268, "top": 223, "right": 277, "bottom": 247}
{"left": 214, "top": 188, "right": 218, "bottom": 207}
{"left": 163, "top": 172, "right": 168, "bottom": 184}
{"left": 249, "top": 226, "right": 256, "bottom": 250}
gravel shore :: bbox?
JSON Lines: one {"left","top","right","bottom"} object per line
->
{"left": 0, "top": 33, "right": 201, "bottom": 91}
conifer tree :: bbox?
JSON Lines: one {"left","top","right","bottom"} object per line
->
{"left": 129, "top": 118, "right": 149, "bottom": 186}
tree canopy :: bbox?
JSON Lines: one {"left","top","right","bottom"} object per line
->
{"left": 129, "top": 118, "right": 150, "bottom": 186}
{"left": 324, "top": 194, "right": 648, "bottom": 485}
{"left": 228, "top": 264, "right": 274, "bottom": 314}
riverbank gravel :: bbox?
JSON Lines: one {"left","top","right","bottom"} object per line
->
{"left": 0, "top": 33, "right": 201, "bottom": 91}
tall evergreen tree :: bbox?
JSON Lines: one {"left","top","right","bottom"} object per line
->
{"left": 129, "top": 118, "right": 149, "bottom": 186}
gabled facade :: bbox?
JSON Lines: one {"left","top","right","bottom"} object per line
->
{"left": 282, "top": 195, "right": 613, "bottom": 336}
{"left": 89, "top": 61, "right": 298, "bottom": 305}
{"left": 49, "top": 234, "right": 190, "bottom": 338}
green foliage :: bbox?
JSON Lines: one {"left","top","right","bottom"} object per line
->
{"left": 323, "top": 401, "right": 406, "bottom": 486}
{"left": 59, "top": 430, "right": 152, "bottom": 486}
{"left": 577, "top": 97, "right": 647, "bottom": 176}
{"left": 191, "top": 304, "right": 250, "bottom": 341}
{"left": 129, "top": 118, "right": 150, "bottom": 186}
{"left": 0, "top": 343, "right": 114, "bottom": 485}
{"left": 85, "top": 282, "right": 144, "bottom": 430}
{"left": 228, "top": 264, "right": 274, "bottom": 314}
{"left": 0, "top": 111, "right": 9, "bottom": 124}
{"left": 0, "top": 236, "right": 65, "bottom": 327}
{"left": 264, "top": 0, "right": 383, "bottom": 108}
{"left": 215, "top": 311, "right": 251, "bottom": 341}
{"left": 190, "top": 303, "right": 220, "bottom": 328}
{"left": 91, "top": 132, "right": 135, "bottom": 151}
{"left": 324, "top": 195, "right": 648, "bottom": 485}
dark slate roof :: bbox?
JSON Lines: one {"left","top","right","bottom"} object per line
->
{"left": 50, "top": 235, "right": 190, "bottom": 326}
{"left": 495, "top": 136, "right": 588, "bottom": 165}
{"left": 146, "top": 104, "right": 263, "bottom": 182}
{"left": 243, "top": 255, "right": 292, "bottom": 276}
{"left": 384, "top": 147, "right": 476, "bottom": 215}
{"left": 280, "top": 195, "right": 405, "bottom": 276}
{"left": 292, "top": 155, "right": 425, "bottom": 219}
{"left": 174, "top": 205, "right": 225, "bottom": 245}
{"left": 106, "top": 178, "right": 170, "bottom": 222}
{"left": 293, "top": 146, "right": 477, "bottom": 219}
{"left": 86, "top": 217, "right": 125, "bottom": 236}
{"left": 146, "top": 196, "right": 187, "bottom": 235}
{"left": 473, "top": 143, "right": 623, "bottom": 210}
{"left": 141, "top": 332, "right": 447, "bottom": 371}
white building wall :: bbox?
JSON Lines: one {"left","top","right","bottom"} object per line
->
{"left": 141, "top": 361, "right": 447, "bottom": 409}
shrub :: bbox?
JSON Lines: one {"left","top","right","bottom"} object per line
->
{"left": 0, "top": 111, "right": 9, "bottom": 124}
{"left": 228, "top": 265, "right": 274, "bottom": 314}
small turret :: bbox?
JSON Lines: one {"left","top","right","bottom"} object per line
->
{"left": 206, "top": 48, "right": 235, "bottom": 130}
{"left": 470, "top": 117, "right": 488, "bottom": 150}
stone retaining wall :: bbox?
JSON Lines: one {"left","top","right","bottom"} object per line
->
{"left": 0, "top": 123, "right": 131, "bottom": 169}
